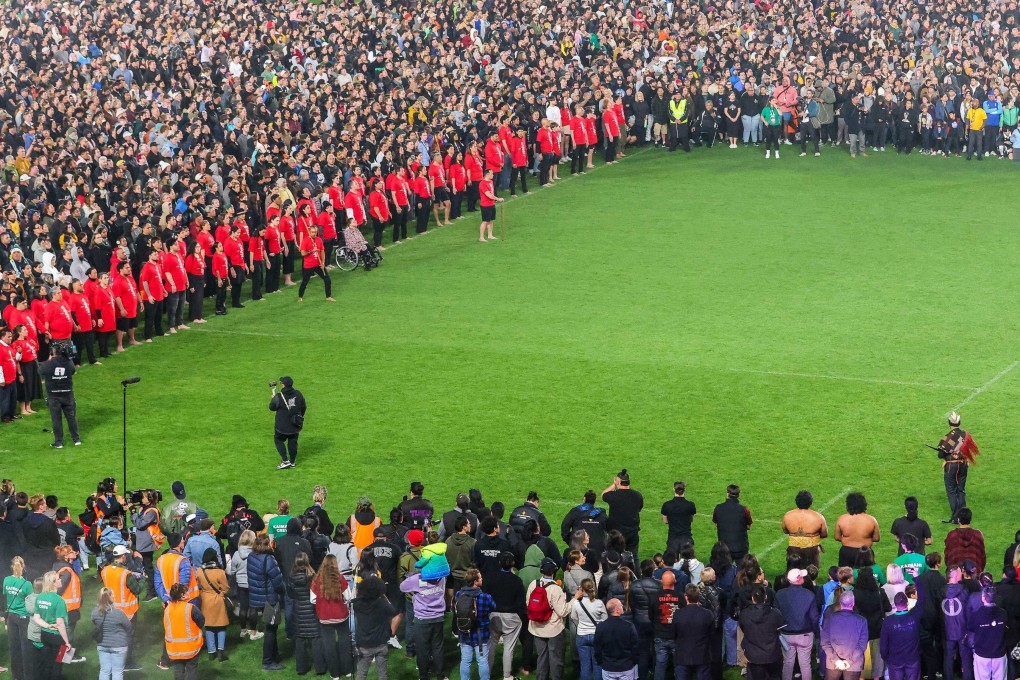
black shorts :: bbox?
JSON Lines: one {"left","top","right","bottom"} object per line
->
{"left": 434, "top": 187, "right": 450, "bottom": 202}
{"left": 481, "top": 205, "right": 496, "bottom": 221}
{"left": 116, "top": 317, "right": 137, "bottom": 332}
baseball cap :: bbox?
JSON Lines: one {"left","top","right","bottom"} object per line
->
{"left": 540, "top": 557, "right": 559, "bottom": 576}
{"left": 407, "top": 530, "right": 425, "bottom": 546}
{"left": 112, "top": 545, "right": 130, "bottom": 556}
{"left": 787, "top": 569, "right": 807, "bottom": 584}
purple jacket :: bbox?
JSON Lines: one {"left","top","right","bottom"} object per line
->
{"left": 399, "top": 573, "right": 447, "bottom": 620}
{"left": 820, "top": 610, "right": 869, "bottom": 671}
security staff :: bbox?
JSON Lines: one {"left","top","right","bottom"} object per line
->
{"left": 270, "top": 376, "right": 306, "bottom": 469}
{"left": 668, "top": 92, "right": 691, "bottom": 152}
{"left": 39, "top": 343, "right": 80, "bottom": 449}
{"left": 936, "top": 412, "right": 976, "bottom": 524}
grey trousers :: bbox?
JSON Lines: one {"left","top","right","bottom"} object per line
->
{"left": 357, "top": 645, "right": 389, "bottom": 680}
{"left": 849, "top": 133, "right": 864, "bottom": 155}
{"left": 488, "top": 613, "right": 523, "bottom": 679}
{"left": 534, "top": 630, "right": 566, "bottom": 680}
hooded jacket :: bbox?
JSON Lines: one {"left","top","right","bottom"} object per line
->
{"left": 288, "top": 570, "right": 320, "bottom": 638}
{"left": 399, "top": 573, "right": 447, "bottom": 620}
{"left": 269, "top": 385, "right": 306, "bottom": 435}
{"left": 445, "top": 532, "right": 477, "bottom": 579}
{"left": 944, "top": 528, "right": 986, "bottom": 573}
{"left": 820, "top": 609, "right": 869, "bottom": 671}
{"left": 414, "top": 542, "right": 450, "bottom": 581}
{"left": 274, "top": 518, "right": 311, "bottom": 579}
{"left": 942, "top": 582, "right": 969, "bottom": 641}
{"left": 247, "top": 552, "right": 284, "bottom": 609}
{"left": 739, "top": 603, "right": 786, "bottom": 664}
{"left": 517, "top": 544, "right": 544, "bottom": 590}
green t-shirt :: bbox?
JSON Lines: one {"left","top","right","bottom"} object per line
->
{"left": 852, "top": 564, "right": 887, "bottom": 586}
{"left": 894, "top": 553, "right": 928, "bottom": 584}
{"left": 267, "top": 515, "right": 292, "bottom": 541}
{"left": 3, "top": 576, "right": 32, "bottom": 616}
{"left": 33, "top": 592, "right": 67, "bottom": 647}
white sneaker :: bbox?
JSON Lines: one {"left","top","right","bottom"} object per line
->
{"left": 388, "top": 636, "right": 402, "bottom": 650}
{"left": 276, "top": 461, "right": 289, "bottom": 470}
{"left": 250, "top": 631, "right": 265, "bottom": 640}
{"left": 765, "top": 150, "right": 771, "bottom": 158}
{"left": 775, "top": 151, "right": 780, "bottom": 159}
{"left": 784, "top": 139, "right": 792, "bottom": 145}
{"left": 799, "top": 152, "right": 806, "bottom": 157}
{"left": 814, "top": 152, "right": 820, "bottom": 157}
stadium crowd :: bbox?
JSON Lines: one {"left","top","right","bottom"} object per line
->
{"left": 0, "top": 474, "right": 1018, "bottom": 680}
{"left": 5, "top": 0, "right": 1020, "bottom": 420}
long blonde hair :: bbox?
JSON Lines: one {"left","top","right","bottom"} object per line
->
{"left": 41, "top": 571, "right": 59, "bottom": 593}
{"left": 580, "top": 578, "right": 597, "bottom": 602}
{"left": 97, "top": 587, "right": 115, "bottom": 613}
{"left": 10, "top": 556, "right": 24, "bottom": 579}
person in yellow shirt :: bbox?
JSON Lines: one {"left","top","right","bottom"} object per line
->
{"left": 966, "top": 106, "right": 987, "bottom": 160}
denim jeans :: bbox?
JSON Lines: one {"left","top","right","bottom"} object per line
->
{"left": 723, "top": 617, "right": 739, "bottom": 665}
{"left": 577, "top": 633, "right": 602, "bottom": 680}
{"left": 944, "top": 639, "right": 974, "bottom": 680}
{"left": 461, "top": 642, "right": 491, "bottom": 680}
{"left": 98, "top": 645, "right": 128, "bottom": 680}
{"left": 742, "top": 115, "right": 760, "bottom": 143}
{"left": 654, "top": 638, "right": 675, "bottom": 680}
{"left": 404, "top": 599, "right": 417, "bottom": 654}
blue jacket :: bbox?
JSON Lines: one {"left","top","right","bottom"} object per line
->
{"left": 184, "top": 532, "right": 223, "bottom": 569}
{"left": 968, "top": 604, "right": 1008, "bottom": 659}
{"left": 942, "top": 583, "right": 969, "bottom": 642}
{"left": 775, "top": 584, "right": 819, "bottom": 634}
{"left": 879, "top": 582, "right": 925, "bottom": 669}
{"left": 247, "top": 552, "right": 284, "bottom": 609}
{"left": 820, "top": 610, "right": 868, "bottom": 671}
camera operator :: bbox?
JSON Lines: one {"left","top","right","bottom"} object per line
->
{"left": 39, "top": 343, "right": 80, "bottom": 449}
{"left": 130, "top": 490, "right": 163, "bottom": 601}
{"left": 269, "top": 376, "right": 306, "bottom": 469}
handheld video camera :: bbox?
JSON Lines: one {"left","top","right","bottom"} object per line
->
{"left": 126, "top": 489, "right": 163, "bottom": 506}
{"left": 269, "top": 380, "right": 279, "bottom": 388}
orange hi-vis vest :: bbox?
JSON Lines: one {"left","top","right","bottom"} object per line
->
{"left": 57, "top": 566, "right": 81, "bottom": 612}
{"left": 157, "top": 551, "right": 199, "bottom": 601}
{"left": 102, "top": 564, "right": 139, "bottom": 619}
{"left": 350, "top": 516, "right": 381, "bottom": 558}
{"left": 164, "top": 601, "right": 203, "bottom": 660}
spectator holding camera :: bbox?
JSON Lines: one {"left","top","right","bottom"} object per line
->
{"left": 38, "top": 343, "right": 79, "bottom": 449}
{"left": 269, "top": 377, "right": 306, "bottom": 470}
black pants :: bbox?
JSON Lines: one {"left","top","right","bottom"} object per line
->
{"left": 466, "top": 182, "right": 479, "bottom": 212}
{"left": 48, "top": 392, "right": 79, "bottom": 445}
{"left": 965, "top": 130, "right": 983, "bottom": 159}
{"left": 415, "top": 198, "right": 431, "bottom": 233}
{"left": 215, "top": 281, "right": 227, "bottom": 313}
{"left": 261, "top": 619, "right": 280, "bottom": 665}
{"left": 250, "top": 261, "right": 265, "bottom": 300}
{"left": 605, "top": 137, "right": 618, "bottom": 162}
{"left": 747, "top": 659, "right": 782, "bottom": 680}
{"left": 392, "top": 206, "right": 409, "bottom": 241}
{"left": 266, "top": 253, "right": 281, "bottom": 293}
{"left": 299, "top": 266, "right": 332, "bottom": 298}
{"left": 800, "top": 122, "right": 820, "bottom": 152}
{"left": 295, "top": 636, "right": 317, "bottom": 675}
{"left": 669, "top": 123, "right": 691, "bottom": 152}
{"left": 944, "top": 463, "right": 967, "bottom": 522}
{"left": 898, "top": 124, "right": 916, "bottom": 154}
{"left": 274, "top": 431, "right": 299, "bottom": 463}
{"left": 323, "top": 239, "right": 337, "bottom": 268}
{"left": 187, "top": 274, "right": 205, "bottom": 320}
{"left": 764, "top": 126, "right": 781, "bottom": 151}
{"left": 873, "top": 125, "right": 888, "bottom": 148}
{"left": 371, "top": 218, "right": 387, "bottom": 247}
{"left": 572, "top": 144, "right": 588, "bottom": 173}
{"left": 450, "top": 192, "right": 463, "bottom": 218}
{"left": 73, "top": 329, "right": 97, "bottom": 365}
{"left": 539, "top": 152, "right": 555, "bottom": 185}
{"left": 97, "top": 331, "right": 113, "bottom": 358}
{"left": 171, "top": 655, "right": 199, "bottom": 680}
{"left": 39, "top": 633, "right": 63, "bottom": 680}
{"left": 6, "top": 613, "right": 29, "bottom": 680}
{"left": 230, "top": 266, "right": 246, "bottom": 306}
{"left": 143, "top": 300, "right": 164, "bottom": 339}
{"left": 509, "top": 167, "right": 528, "bottom": 195}
{"left": 414, "top": 618, "right": 445, "bottom": 680}
{"left": 319, "top": 620, "right": 353, "bottom": 677}
{"left": 141, "top": 551, "right": 157, "bottom": 598}
{"left": 283, "top": 241, "right": 296, "bottom": 275}
{"left": 165, "top": 291, "right": 184, "bottom": 328}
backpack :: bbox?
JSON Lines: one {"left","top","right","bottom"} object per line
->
{"left": 527, "top": 580, "right": 555, "bottom": 622}
{"left": 147, "top": 509, "right": 166, "bottom": 549}
{"left": 84, "top": 522, "right": 103, "bottom": 554}
{"left": 454, "top": 590, "right": 480, "bottom": 634}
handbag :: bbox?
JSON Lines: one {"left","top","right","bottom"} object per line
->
{"left": 92, "top": 611, "right": 107, "bottom": 643}
{"left": 1010, "top": 641, "right": 1020, "bottom": 662}
{"left": 199, "top": 568, "right": 235, "bottom": 614}
{"left": 262, "top": 602, "right": 282, "bottom": 626}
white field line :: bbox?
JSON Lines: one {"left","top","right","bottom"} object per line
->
{"left": 948, "top": 360, "right": 1019, "bottom": 415}
{"left": 759, "top": 485, "right": 854, "bottom": 557}
{"left": 730, "top": 368, "right": 977, "bottom": 391}
{"left": 189, "top": 327, "right": 286, "bottom": 338}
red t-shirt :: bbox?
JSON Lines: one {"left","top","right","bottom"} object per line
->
{"left": 185, "top": 254, "right": 206, "bottom": 276}
{"left": 570, "top": 117, "right": 589, "bottom": 145}
{"left": 479, "top": 179, "right": 496, "bottom": 207}
{"left": 162, "top": 251, "right": 188, "bottom": 291}
{"left": 139, "top": 261, "right": 166, "bottom": 302}
{"left": 538, "top": 128, "right": 557, "bottom": 154}
{"left": 327, "top": 185, "right": 345, "bottom": 211}
{"left": 369, "top": 191, "right": 391, "bottom": 221}
{"left": 8, "top": 307, "right": 38, "bottom": 345}
{"left": 70, "top": 293, "right": 94, "bottom": 332}
{"left": 44, "top": 300, "right": 75, "bottom": 340}
{"left": 195, "top": 230, "right": 215, "bottom": 259}
{"left": 498, "top": 125, "right": 514, "bottom": 152}
{"left": 112, "top": 276, "right": 139, "bottom": 319}
{"left": 296, "top": 215, "right": 314, "bottom": 244}
{"left": 509, "top": 137, "right": 528, "bottom": 167}
{"left": 448, "top": 164, "right": 467, "bottom": 192}
{"left": 349, "top": 175, "right": 367, "bottom": 198}
{"left": 93, "top": 286, "right": 117, "bottom": 331}
{"left": 603, "top": 109, "right": 620, "bottom": 139}
{"left": 428, "top": 163, "right": 447, "bottom": 188}
{"left": 264, "top": 226, "right": 283, "bottom": 255}
{"left": 13, "top": 338, "right": 37, "bottom": 363}
{"left": 223, "top": 238, "right": 245, "bottom": 267}
{"left": 300, "top": 235, "right": 324, "bottom": 269}
{"left": 386, "top": 174, "right": 410, "bottom": 207}
{"left": 344, "top": 192, "right": 366, "bottom": 225}
{"left": 584, "top": 116, "right": 598, "bottom": 141}
{"left": 214, "top": 224, "right": 231, "bottom": 244}
{"left": 211, "top": 252, "right": 229, "bottom": 279}
{"left": 0, "top": 343, "right": 15, "bottom": 384}
{"left": 249, "top": 235, "right": 266, "bottom": 262}
{"left": 411, "top": 177, "right": 431, "bottom": 199}
{"left": 484, "top": 139, "right": 505, "bottom": 171}
{"left": 279, "top": 216, "right": 296, "bottom": 242}
{"left": 316, "top": 212, "right": 338, "bottom": 240}
{"left": 465, "top": 152, "right": 484, "bottom": 181}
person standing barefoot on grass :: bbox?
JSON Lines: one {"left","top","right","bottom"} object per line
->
{"left": 112, "top": 261, "right": 142, "bottom": 351}
{"left": 297, "top": 224, "right": 334, "bottom": 303}
{"left": 478, "top": 169, "right": 503, "bottom": 242}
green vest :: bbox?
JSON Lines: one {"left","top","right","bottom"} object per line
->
{"left": 669, "top": 99, "right": 688, "bottom": 124}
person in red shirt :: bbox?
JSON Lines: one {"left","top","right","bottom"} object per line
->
{"left": 223, "top": 226, "right": 248, "bottom": 309}
{"left": 447, "top": 150, "right": 467, "bottom": 220}
{"left": 315, "top": 203, "right": 338, "bottom": 267}
{"left": 387, "top": 168, "right": 411, "bottom": 242}
{"left": 327, "top": 175, "right": 345, "bottom": 213}
{"left": 344, "top": 187, "right": 366, "bottom": 229}
{"left": 43, "top": 287, "right": 75, "bottom": 345}
{"left": 427, "top": 160, "right": 452, "bottom": 227}
{"left": 464, "top": 142, "right": 484, "bottom": 212}
{"left": 248, "top": 225, "right": 267, "bottom": 301}
{"left": 161, "top": 239, "right": 189, "bottom": 333}
{"left": 549, "top": 123, "right": 563, "bottom": 182}
{"left": 6, "top": 297, "right": 38, "bottom": 348}
{"left": 509, "top": 129, "right": 530, "bottom": 195}
{"left": 367, "top": 179, "right": 392, "bottom": 249}
{"left": 279, "top": 201, "right": 298, "bottom": 287}
{"left": 12, "top": 322, "right": 40, "bottom": 415}
{"left": 411, "top": 166, "right": 432, "bottom": 235}
{"left": 483, "top": 132, "right": 505, "bottom": 195}
{"left": 264, "top": 214, "right": 285, "bottom": 295}
{"left": 112, "top": 260, "right": 142, "bottom": 351}
{"left": 348, "top": 166, "right": 367, "bottom": 198}
{"left": 297, "top": 224, "right": 334, "bottom": 303}
{"left": 296, "top": 202, "right": 315, "bottom": 245}
{"left": 0, "top": 327, "right": 18, "bottom": 423}
{"left": 139, "top": 248, "right": 167, "bottom": 342}
{"left": 569, "top": 105, "right": 590, "bottom": 175}
{"left": 585, "top": 111, "right": 599, "bottom": 169}
{"left": 603, "top": 99, "right": 621, "bottom": 164}
{"left": 615, "top": 96, "right": 631, "bottom": 156}
{"left": 184, "top": 241, "right": 208, "bottom": 324}
{"left": 211, "top": 241, "right": 230, "bottom": 315}
{"left": 478, "top": 168, "right": 504, "bottom": 243}
{"left": 498, "top": 117, "right": 514, "bottom": 189}
{"left": 69, "top": 279, "right": 99, "bottom": 365}
{"left": 93, "top": 272, "right": 118, "bottom": 357}
{"left": 536, "top": 119, "right": 557, "bottom": 186}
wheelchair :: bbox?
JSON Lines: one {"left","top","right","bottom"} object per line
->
{"left": 334, "top": 245, "right": 383, "bottom": 271}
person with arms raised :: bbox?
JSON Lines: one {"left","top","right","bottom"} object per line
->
{"left": 603, "top": 470, "right": 643, "bottom": 559}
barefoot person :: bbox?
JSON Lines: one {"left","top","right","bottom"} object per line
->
{"left": 478, "top": 169, "right": 504, "bottom": 243}
{"left": 112, "top": 261, "right": 142, "bottom": 352}
{"left": 297, "top": 224, "right": 335, "bottom": 303}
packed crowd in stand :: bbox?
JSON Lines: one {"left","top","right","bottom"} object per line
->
{"left": 5, "top": 0, "right": 1020, "bottom": 419}
{"left": 0, "top": 474, "right": 1018, "bottom": 680}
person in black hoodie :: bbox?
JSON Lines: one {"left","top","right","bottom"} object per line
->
{"left": 740, "top": 585, "right": 786, "bottom": 680}
{"left": 365, "top": 525, "right": 401, "bottom": 607}
{"left": 595, "top": 598, "right": 639, "bottom": 677}
{"left": 853, "top": 567, "right": 892, "bottom": 678}
{"left": 269, "top": 376, "right": 306, "bottom": 469}
{"left": 475, "top": 517, "right": 511, "bottom": 576}
{"left": 22, "top": 493, "right": 60, "bottom": 580}
{"left": 483, "top": 551, "right": 527, "bottom": 680}
{"left": 275, "top": 517, "right": 311, "bottom": 639}
{"left": 915, "top": 553, "right": 946, "bottom": 680}
{"left": 216, "top": 495, "right": 265, "bottom": 555}
{"left": 560, "top": 490, "right": 608, "bottom": 555}
{"left": 967, "top": 587, "right": 1008, "bottom": 680}
{"left": 288, "top": 552, "right": 321, "bottom": 675}
{"left": 302, "top": 515, "right": 330, "bottom": 570}
{"left": 509, "top": 492, "right": 551, "bottom": 538}
{"left": 631, "top": 560, "right": 660, "bottom": 680}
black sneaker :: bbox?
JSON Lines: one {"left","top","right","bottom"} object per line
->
{"left": 51, "top": 442, "right": 64, "bottom": 449}
{"left": 262, "top": 663, "right": 285, "bottom": 671}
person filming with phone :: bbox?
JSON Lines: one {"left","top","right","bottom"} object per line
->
{"left": 269, "top": 376, "right": 306, "bottom": 470}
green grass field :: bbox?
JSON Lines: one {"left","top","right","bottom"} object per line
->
{"left": 4, "top": 146, "right": 1020, "bottom": 678}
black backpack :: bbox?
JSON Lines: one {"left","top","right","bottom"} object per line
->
{"left": 454, "top": 590, "right": 480, "bottom": 635}
{"left": 84, "top": 522, "right": 102, "bottom": 554}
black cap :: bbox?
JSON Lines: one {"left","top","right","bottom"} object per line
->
{"left": 231, "top": 495, "right": 247, "bottom": 508}
{"left": 540, "top": 557, "right": 559, "bottom": 576}
{"left": 171, "top": 481, "right": 186, "bottom": 500}
{"left": 280, "top": 376, "right": 294, "bottom": 388}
